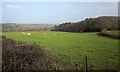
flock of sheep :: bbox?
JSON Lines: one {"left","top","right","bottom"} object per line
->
{"left": 21, "top": 32, "right": 57, "bottom": 36}
{"left": 22, "top": 32, "right": 31, "bottom": 35}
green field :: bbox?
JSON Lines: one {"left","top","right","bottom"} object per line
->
{"left": 108, "top": 30, "right": 120, "bottom": 35}
{"left": 3, "top": 31, "right": 118, "bottom": 70}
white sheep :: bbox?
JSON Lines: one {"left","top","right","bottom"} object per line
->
{"left": 54, "top": 34, "right": 57, "bottom": 36}
{"left": 27, "top": 33, "right": 31, "bottom": 36}
{"left": 22, "top": 32, "right": 26, "bottom": 35}
{"left": 43, "top": 33, "right": 47, "bottom": 35}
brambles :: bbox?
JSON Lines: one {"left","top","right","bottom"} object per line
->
{"left": 2, "top": 36, "right": 55, "bottom": 70}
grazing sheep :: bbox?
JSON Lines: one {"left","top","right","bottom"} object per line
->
{"left": 43, "top": 33, "right": 47, "bottom": 35}
{"left": 27, "top": 33, "right": 31, "bottom": 36}
{"left": 54, "top": 34, "right": 57, "bottom": 36}
{"left": 22, "top": 32, "right": 26, "bottom": 35}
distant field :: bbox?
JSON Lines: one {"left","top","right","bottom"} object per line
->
{"left": 3, "top": 31, "right": 118, "bottom": 70}
{"left": 2, "top": 24, "right": 56, "bottom": 32}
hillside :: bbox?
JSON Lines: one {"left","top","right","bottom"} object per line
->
{"left": 53, "top": 16, "right": 119, "bottom": 32}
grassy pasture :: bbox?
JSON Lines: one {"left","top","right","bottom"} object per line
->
{"left": 3, "top": 31, "right": 118, "bottom": 70}
{"left": 109, "top": 30, "right": 120, "bottom": 35}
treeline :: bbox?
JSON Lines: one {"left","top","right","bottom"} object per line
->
{"left": 2, "top": 24, "right": 55, "bottom": 32}
{"left": 52, "top": 16, "right": 119, "bottom": 32}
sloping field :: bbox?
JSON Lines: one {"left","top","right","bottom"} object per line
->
{"left": 3, "top": 31, "right": 118, "bottom": 70}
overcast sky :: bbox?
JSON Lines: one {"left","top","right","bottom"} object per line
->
{"left": 1, "top": 2, "right": 118, "bottom": 24}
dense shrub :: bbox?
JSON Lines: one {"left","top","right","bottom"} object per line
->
{"left": 2, "top": 36, "right": 55, "bottom": 71}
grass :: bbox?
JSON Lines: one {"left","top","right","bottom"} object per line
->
{"left": 0, "top": 32, "right": 2, "bottom": 35}
{"left": 2, "top": 31, "right": 118, "bottom": 70}
{"left": 109, "top": 30, "right": 120, "bottom": 35}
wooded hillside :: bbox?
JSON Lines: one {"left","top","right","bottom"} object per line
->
{"left": 52, "top": 16, "right": 119, "bottom": 32}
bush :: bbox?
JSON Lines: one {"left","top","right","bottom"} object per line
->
{"left": 2, "top": 36, "right": 55, "bottom": 71}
